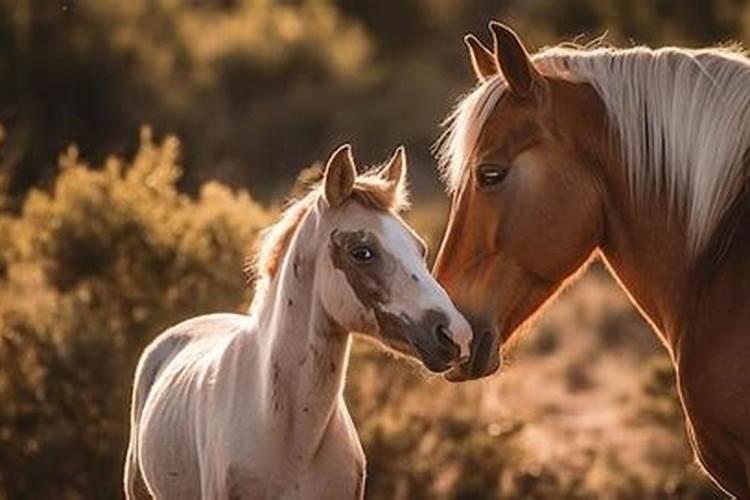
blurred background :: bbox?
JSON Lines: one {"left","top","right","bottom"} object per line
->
{"left": 1, "top": 0, "right": 747, "bottom": 498}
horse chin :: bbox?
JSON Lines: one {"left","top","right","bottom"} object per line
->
{"left": 443, "top": 355, "right": 501, "bottom": 382}
{"left": 443, "top": 327, "right": 502, "bottom": 382}
{"left": 405, "top": 339, "right": 455, "bottom": 374}
{"left": 378, "top": 333, "right": 468, "bottom": 375}
{"left": 444, "top": 363, "right": 472, "bottom": 382}
{"left": 381, "top": 338, "right": 416, "bottom": 360}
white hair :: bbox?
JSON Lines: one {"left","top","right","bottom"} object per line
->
{"left": 437, "top": 44, "right": 750, "bottom": 256}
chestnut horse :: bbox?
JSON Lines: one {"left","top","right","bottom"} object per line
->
{"left": 433, "top": 22, "right": 750, "bottom": 497}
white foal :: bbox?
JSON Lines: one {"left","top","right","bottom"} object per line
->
{"left": 124, "top": 145, "right": 473, "bottom": 500}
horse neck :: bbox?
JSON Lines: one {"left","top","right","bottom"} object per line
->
{"left": 595, "top": 139, "right": 695, "bottom": 354}
{"left": 599, "top": 156, "right": 750, "bottom": 366}
{"left": 254, "top": 212, "right": 352, "bottom": 452}
{"left": 561, "top": 82, "right": 691, "bottom": 352}
{"left": 554, "top": 68, "right": 750, "bottom": 360}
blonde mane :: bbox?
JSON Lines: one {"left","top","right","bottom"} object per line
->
{"left": 246, "top": 165, "right": 411, "bottom": 298}
{"left": 437, "top": 43, "right": 750, "bottom": 256}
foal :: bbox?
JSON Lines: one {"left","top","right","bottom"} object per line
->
{"left": 124, "top": 145, "right": 472, "bottom": 499}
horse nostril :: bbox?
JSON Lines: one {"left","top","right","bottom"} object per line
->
{"left": 435, "top": 324, "right": 460, "bottom": 360}
{"left": 435, "top": 323, "right": 450, "bottom": 344}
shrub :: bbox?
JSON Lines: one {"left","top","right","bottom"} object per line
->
{"left": 0, "top": 129, "right": 270, "bottom": 499}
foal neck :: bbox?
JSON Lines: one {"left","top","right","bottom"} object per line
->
{"left": 254, "top": 209, "right": 352, "bottom": 453}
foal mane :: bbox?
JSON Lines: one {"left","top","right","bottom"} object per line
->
{"left": 437, "top": 41, "right": 750, "bottom": 257}
{"left": 246, "top": 164, "right": 410, "bottom": 297}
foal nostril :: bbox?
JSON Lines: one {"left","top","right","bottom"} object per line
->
{"left": 434, "top": 324, "right": 460, "bottom": 360}
{"left": 435, "top": 323, "right": 451, "bottom": 345}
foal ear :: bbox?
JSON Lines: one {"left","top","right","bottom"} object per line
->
{"left": 324, "top": 144, "right": 356, "bottom": 207}
{"left": 464, "top": 34, "right": 498, "bottom": 82}
{"left": 489, "top": 21, "right": 542, "bottom": 99}
{"left": 382, "top": 145, "right": 407, "bottom": 190}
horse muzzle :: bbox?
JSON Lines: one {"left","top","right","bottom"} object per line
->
{"left": 410, "top": 321, "right": 470, "bottom": 373}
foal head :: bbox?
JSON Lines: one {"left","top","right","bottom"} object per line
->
{"left": 433, "top": 23, "right": 607, "bottom": 380}
{"left": 311, "top": 145, "right": 472, "bottom": 372}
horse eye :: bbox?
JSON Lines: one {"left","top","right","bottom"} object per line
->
{"left": 477, "top": 164, "right": 509, "bottom": 188}
{"left": 350, "top": 245, "right": 374, "bottom": 262}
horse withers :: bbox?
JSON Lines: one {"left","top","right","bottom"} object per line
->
{"left": 124, "top": 145, "right": 472, "bottom": 499}
{"left": 434, "top": 22, "right": 750, "bottom": 497}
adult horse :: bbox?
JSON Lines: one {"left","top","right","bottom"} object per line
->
{"left": 433, "top": 22, "right": 750, "bottom": 497}
{"left": 125, "top": 145, "right": 472, "bottom": 499}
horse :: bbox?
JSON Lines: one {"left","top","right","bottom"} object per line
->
{"left": 124, "top": 144, "right": 473, "bottom": 500}
{"left": 432, "top": 21, "right": 750, "bottom": 497}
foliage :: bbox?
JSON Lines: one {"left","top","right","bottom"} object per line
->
{"left": 0, "top": 131, "right": 270, "bottom": 499}
{"left": 346, "top": 343, "right": 526, "bottom": 499}
{"left": 0, "top": 0, "right": 373, "bottom": 197}
{"left": 5, "top": 0, "right": 747, "bottom": 200}
{"left": 0, "top": 1, "right": 741, "bottom": 498}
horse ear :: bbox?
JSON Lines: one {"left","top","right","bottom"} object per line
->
{"left": 489, "top": 21, "right": 542, "bottom": 98}
{"left": 382, "top": 145, "right": 407, "bottom": 191}
{"left": 464, "top": 34, "right": 498, "bottom": 82}
{"left": 324, "top": 144, "right": 356, "bottom": 207}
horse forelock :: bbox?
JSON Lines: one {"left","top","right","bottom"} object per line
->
{"left": 437, "top": 42, "right": 750, "bottom": 258}
{"left": 435, "top": 78, "right": 507, "bottom": 193}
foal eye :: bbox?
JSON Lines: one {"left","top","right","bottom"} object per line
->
{"left": 350, "top": 245, "right": 374, "bottom": 262}
{"left": 477, "top": 164, "right": 510, "bottom": 188}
